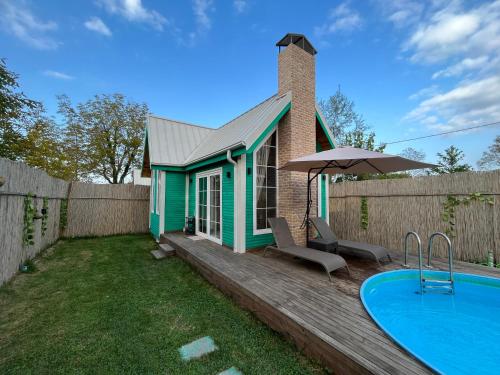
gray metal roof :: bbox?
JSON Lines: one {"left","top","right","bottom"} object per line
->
{"left": 185, "top": 92, "right": 291, "bottom": 164}
{"left": 147, "top": 115, "right": 214, "bottom": 166}
{"left": 146, "top": 91, "right": 292, "bottom": 167}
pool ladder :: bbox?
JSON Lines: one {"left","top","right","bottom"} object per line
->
{"left": 403, "top": 232, "right": 455, "bottom": 295}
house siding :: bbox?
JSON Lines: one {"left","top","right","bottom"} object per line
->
{"left": 149, "top": 169, "right": 160, "bottom": 239}
{"left": 245, "top": 152, "right": 274, "bottom": 249}
{"left": 164, "top": 172, "right": 186, "bottom": 232}
{"left": 321, "top": 175, "right": 327, "bottom": 220}
{"left": 187, "top": 161, "right": 234, "bottom": 248}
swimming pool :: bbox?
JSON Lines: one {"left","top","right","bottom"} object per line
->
{"left": 361, "top": 270, "right": 500, "bottom": 375}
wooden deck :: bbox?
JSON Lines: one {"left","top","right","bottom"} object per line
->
{"left": 162, "top": 233, "right": 500, "bottom": 375}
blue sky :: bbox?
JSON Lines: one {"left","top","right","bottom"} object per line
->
{"left": 1, "top": 0, "right": 499, "bottom": 166}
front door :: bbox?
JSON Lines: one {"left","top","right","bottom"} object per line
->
{"left": 196, "top": 169, "right": 222, "bottom": 244}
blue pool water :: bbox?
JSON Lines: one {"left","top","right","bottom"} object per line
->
{"left": 361, "top": 270, "right": 500, "bottom": 375}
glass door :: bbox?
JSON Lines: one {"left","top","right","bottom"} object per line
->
{"left": 209, "top": 174, "right": 221, "bottom": 240}
{"left": 198, "top": 176, "right": 208, "bottom": 235}
{"left": 196, "top": 170, "right": 222, "bottom": 243}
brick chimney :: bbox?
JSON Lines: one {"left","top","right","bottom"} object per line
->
{"left": 276, "top": 34, "right": 318, "bottom": 245}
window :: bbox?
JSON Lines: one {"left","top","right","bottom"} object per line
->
{"left": 150, "top": 170, "right": 155, "bottom": 213}
{"left": 254, "top": 131, "right": 277, "bottom": 232}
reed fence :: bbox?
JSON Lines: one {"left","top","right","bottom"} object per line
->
{"left": 329, "top": 170, "right": 499, "bottom": 263}
{"left": 0, "top": 158, "right": 149, "bottom": 285}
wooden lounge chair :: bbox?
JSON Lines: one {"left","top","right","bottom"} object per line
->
{"left": 265, "top": 217, "right": 350, "bottom": 282}
{"left": 309, "top": 217, "right": 392, "bottom": 266}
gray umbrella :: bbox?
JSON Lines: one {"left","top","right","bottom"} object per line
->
{"left": 280, "top": 146, "right": 436, "bottom": 174}
{"left": 279, "top": 146, "right": 437, "bottom": 244}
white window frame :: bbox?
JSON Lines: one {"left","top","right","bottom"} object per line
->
{"left": 195, "top": 167, "right": 223, "bottom": 245}
{"left": 150, "top": 170, "right": 155, "bottom": 213}
{"left": 253, "top": 129, "right": 278, "bottom": 235}
{"left": 155, "top": 170, "right": 161, "bottom": 214}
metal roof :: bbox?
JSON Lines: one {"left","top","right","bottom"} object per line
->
{"left": 146, "top": 115, "right": 214, "bottom": 166}
{"left": 185, "top": 92, "right": 291, "bottom": 164}
{"left": 146, "top": 92, "right": 292, "bottom": 167}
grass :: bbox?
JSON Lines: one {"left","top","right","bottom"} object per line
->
{"left": 0, "top": 235, "right": 326, "bottom": 375}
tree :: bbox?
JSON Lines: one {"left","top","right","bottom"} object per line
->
{"left": 23, "top": 117, "right": 74, "bottom": 180}
{"left": 399, "top": 147, "right": 427, "bottom": 176}
{"left": 318, "top": 86, "right": 368, "bottom": 143}
{"left": 58, "top": 94, "right": 148, "bottom": 183}
{"left": 0, "top": 58, "right": 41, "bottom": 160}
{"left": 477, "top": 136, "right": 500, "bottom": 170}
{"left": 430, "top": 145, "right": 472, "bottom": 174}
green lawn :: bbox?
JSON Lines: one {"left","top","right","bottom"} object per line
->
{"left": 0, "top": 235, "right": 325, "bottom": 375}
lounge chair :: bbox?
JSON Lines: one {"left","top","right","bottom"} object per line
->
{"left": 265, "top": 217, "right": 350, "bottom": 282}
{"left": 309, "top": 217, "right": 392, "bottom": 266}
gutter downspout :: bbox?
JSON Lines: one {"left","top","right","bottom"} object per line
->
{"left": 226, "top": 150, "right": 240, "bottom": 253}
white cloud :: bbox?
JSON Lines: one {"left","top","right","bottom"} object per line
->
{"left": 315, "top": 2, "right": 363, "bottom": 37}
{"left": 404, "top": 1, "right": 500, "bottom": 64}
{"left": 408, "top": 85, "right": 439, "bottom": 101}
{"left": 192, "top": 0, "right": 214, "bottom": 31}
{"left": 406, "top": 13, "right": 480, "bottom": 64}
{"left": 84, "top": 17, "right": 112, "bottom": 37}
{"left": 432, "top": 56, "right": 488, "bottom": 79}
{"left": 405, "top": 76, "right": 500, "bottom": 131}
{"left": 0, "top": 0, "right": 58, "bottom": 50}
{"left": 233, "top": 0, "right": 247, "bottom": 14}
{"left": 374, "top": 0, "right": 424, "bottom": 28}
{"left": 397, "top": 1, "right": 500, "bottom": 133}
{"left": 43, "top": 70, "right": 74, "bottom": 80}
{"left": 97, "top": 0, "right": 167, "bottom": 30}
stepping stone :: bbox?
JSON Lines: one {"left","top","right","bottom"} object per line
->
{"left": 178, "top": 336, "right": 217, "bottom": 361}
{"left": 159, "top": 243, "right": 175, "bottom": 256}
{"left": 150, "top": 244, "right": 175, "bottom": 260}
{"left": 150, "top": 249, "right": 167, "bottom": 260}
{"left": 218, "top": 367, "right": 243, "bottom": 375}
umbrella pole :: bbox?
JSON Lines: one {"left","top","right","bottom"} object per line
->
{"left": 306, "top": 169, "right": 312, "bottom": 245}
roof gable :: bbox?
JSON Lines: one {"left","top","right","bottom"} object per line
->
{"left": 146, "top": 92, "right": 292, "bottom": 167}
{"left": 147, "top": 115, "right": 214, "bottom": 166}
{"left": 185, "top": 92, "right": 292, "bottom": 164}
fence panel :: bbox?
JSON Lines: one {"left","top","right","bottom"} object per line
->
{"left": 64, "top": 182, "right": 150, "bottom": 237}
{"left": 0, "top": 158, "right": 150, "bottom": 285}
{"left": 329, "top": 170, "right": 499, "bottom": 263}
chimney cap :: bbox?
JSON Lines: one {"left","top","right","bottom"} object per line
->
{"left": 276, "top": 33, "right": 317, "bottom": 55}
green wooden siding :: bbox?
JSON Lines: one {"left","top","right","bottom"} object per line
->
{"left": 186, "top": 162, "right": 234, "bottom": 247}
{"left": 321, "top": 176, "right": 327, "bottom": 220}
{"left": 164, "top": 172, "right": 186, "bottom": 232}
{"left": 149, "top": 169, "right": 160, "bottom": 239}
{"left": 245, "top": 152, "right": 274, "bottom": 249}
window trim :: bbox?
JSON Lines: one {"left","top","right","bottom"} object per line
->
{"left": 253, "top": 128, "right": 278, "bottom": 235}
{"left": 155, "top": 170, "right": 161, "bottom": 215}
{"left": 195, "top": 167, "right": 223, "bottom": 245}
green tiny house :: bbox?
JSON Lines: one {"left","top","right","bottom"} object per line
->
{"left": 141, "top": 34, "right": 336, "bottom": 252}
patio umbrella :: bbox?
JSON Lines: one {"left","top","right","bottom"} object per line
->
{"left": 280, "top": 146, "right": 437, "bottom": 243}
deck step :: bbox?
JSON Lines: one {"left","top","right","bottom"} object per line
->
{"left": 159, "top": 243, "right": 175, "bottom": 255}
{"left": 150, "top": 243, "right": 175, "bottom": 260}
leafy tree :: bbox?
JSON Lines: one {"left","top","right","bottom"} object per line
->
{"left": 58, "top": 94, "right": 148, "bottom": 183}
{"left": 23, "top": 117, "right": 74, "bottom": 180}
{"left": 430, "top": 145, "right": 472, "bottom": 174}
{"left": 0, "top": 58, "right": 41, "bottom": 160}
{"left": 318, "top": 86, "right": 368, "bottom": 143}
{"left": 477, "top": 136, "right": 500, "bottom": 170}
{"left": 399, "top": 147, "right": 427, "bottom": 176}
{"left": 321, "top": 87, "right": 387, "bottom": 181}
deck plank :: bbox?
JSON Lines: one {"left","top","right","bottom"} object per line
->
{"left": 163, "top": 233, "right": 499, "bottom": 374}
